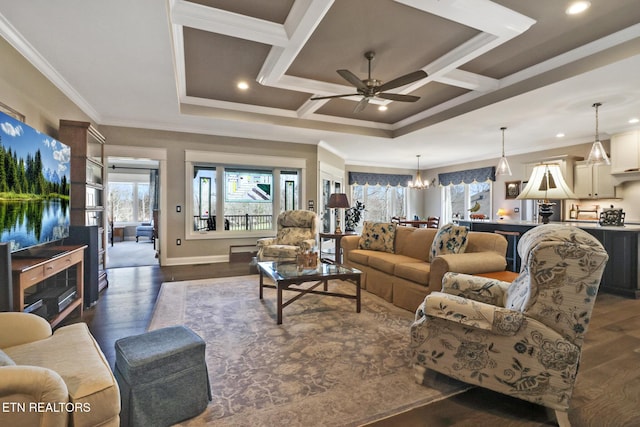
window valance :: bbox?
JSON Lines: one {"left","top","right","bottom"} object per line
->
{"left": 348, "top": 172, "right": 413, "bottom": 187}
{"left": 438, "top": 166, "right": 496, "bottom": 186}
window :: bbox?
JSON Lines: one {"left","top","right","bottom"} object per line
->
{"left": 109, "top": 182, "right": 151, "bottom": 223}
{"left": 439, "top": 166, "right": 495, "bottom": 223}
{"left": 185, "top": 150, "right": 305, "bottom": 238}
{"left": 193, "top": 166, "right": 216, "bottom": 230}
{"left": 223, "top": 169, "right": 273, "bottom": 231}
{"left": 445, "top": 181, "right": 492, "bottom": 221}
{"left": 350, "top": 184, "right": 406, "bottom": 227}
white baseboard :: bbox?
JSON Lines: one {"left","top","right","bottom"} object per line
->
{"left": 163, "top": 254, "right": 229, "bottom": 266}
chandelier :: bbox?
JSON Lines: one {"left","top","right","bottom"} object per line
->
{"left": 408, "top": 155, "right": 431, "bottom": 189}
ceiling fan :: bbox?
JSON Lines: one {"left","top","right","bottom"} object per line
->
{"left": 310, "top": 51, "right": 428, "bottom": 113}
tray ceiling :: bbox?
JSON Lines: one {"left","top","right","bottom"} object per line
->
{"left": 1, "top": 0, "right": 639, "bottom": 168}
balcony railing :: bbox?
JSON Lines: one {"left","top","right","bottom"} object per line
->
{"left": 194, "top": 214, "right": 273, "bottom": 231}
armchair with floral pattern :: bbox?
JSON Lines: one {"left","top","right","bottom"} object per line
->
{"left": 410, "top": 224, "right": 608, "bottom": 427}
{"left": 257, "top": 210, "right": 318, "bottom": 262}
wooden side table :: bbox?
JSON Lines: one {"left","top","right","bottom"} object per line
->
{"left": 112, "top": 226, "right": 125, "bottom": 245}
{"left": 319, "top": 232, "right": 356, "bottom": 264}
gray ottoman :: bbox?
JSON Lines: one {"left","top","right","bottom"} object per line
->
{"left": 115, "top": 326, "right": 211, "bottom": 427}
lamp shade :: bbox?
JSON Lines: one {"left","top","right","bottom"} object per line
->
{"left": 517, "top": 164, "right": 578, "bottom": 201}
{"left": 496, "top": 208, "right": 508, "bottom": 218}
{"left": 327, "top": 193, "right": 350, "bottom": 209}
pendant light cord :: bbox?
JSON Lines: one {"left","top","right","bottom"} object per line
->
{"left": 593, "top": 102, "right": 601, "bottom": 141}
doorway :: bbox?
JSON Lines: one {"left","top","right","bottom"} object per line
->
{"left": 106, "top": 157, "right": 159, "bottom": 268}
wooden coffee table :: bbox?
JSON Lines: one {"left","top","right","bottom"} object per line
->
{"left": 258, "top": 261, "right": 362, "bottom": 324}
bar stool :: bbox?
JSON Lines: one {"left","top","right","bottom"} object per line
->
{"left": 494, "top": 230, "right": 520, "bottom": 272}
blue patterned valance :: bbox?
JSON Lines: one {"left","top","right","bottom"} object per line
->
{"left": 348, "top": 172, "right": 413, "bottom": 187}
{"left": 438, "top": 166, "right": 496, "bottom": 186}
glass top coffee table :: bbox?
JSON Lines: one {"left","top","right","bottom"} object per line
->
{"left": 258, "top": 261, "right": 362, "bottom": 324}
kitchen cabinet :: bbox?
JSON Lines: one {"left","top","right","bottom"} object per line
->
{"left": 458, "top": 220, "right": 640, "bottom": 299}
{"left": 573, "top": 161, "right": 616, "bottom": 199}
{"left": 611, "top": 130, "right": 640, "bottom": 174}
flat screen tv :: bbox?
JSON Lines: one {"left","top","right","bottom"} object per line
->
{"left": 0, "top": 111, "right": 71, "bottom": 252}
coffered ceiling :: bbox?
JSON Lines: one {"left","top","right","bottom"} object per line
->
{"left": 1, "top": 0, "right": 639, "bottom": 169}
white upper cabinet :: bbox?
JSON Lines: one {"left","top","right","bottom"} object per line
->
{"left": 611, "top": 131, "right": 640, "bottom": 174}
{"left": 574, "top": 161, "right": 616, "bottom": 199}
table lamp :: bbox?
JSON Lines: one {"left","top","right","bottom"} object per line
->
{"left": 327, "top": 193, "right": 350, "bottom": 234}
{"left": 516, "top": 164, "right": 577, "bottom": 223}
{"left": 496, "top": 208, "right": 508, "bottom": 220}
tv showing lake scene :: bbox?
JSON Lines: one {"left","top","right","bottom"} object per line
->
{"left": 0, "top": 111, "right": 71, "bottom": 252}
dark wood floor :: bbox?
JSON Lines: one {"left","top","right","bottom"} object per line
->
{"left": 65, "top": 263, "right": 640, "bottom": 427}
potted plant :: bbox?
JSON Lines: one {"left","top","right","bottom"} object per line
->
{"left": 344, "top": 201, "right": 365, "bottom": 232}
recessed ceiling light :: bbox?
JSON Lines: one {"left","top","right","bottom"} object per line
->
{"left": 629, "top": 118, "right": 639, "bottom": 124}
{"left": 566, "top": 1, "right": 591, "bottom": 15}
{"left": 378, "top": 105, "right": 388, "bottom": 111}
{"left": 237, "top": 81, "right": 249, "bottom": 90}
{"left": 556, "top": 133, "right": 565, "bottom": 138}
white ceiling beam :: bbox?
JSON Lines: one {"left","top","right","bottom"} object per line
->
{"left": 257, "top": 0, "right": 333, "bottom": 85}
{"left": 170, "top": 0, "right": 288, "bottom": 47}
{"left": 395, "top": 0, "right": 535, "bottom": 36}
{"left": 434, "top": 69, "right": 499, "bottom": 91}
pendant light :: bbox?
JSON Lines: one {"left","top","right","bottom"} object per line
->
{"left": 409, "top": 155, "right": 427, "bottom": 189}
{"left": 496, "top": 127, "right": 512, "bottom": 176}
{"left": 586, "top": 102, "right": 611, "bottom": 165}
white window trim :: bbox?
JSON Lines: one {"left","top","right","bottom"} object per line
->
{"left": 184, "top": 150, "right": 306, "bottom": 240}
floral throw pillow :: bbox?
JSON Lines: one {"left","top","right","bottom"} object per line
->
{"left": 429, "top": 223, "right": 469, "bottom": 262}
{"left": 358, "top": 221, "right": 396, "bottom": 253}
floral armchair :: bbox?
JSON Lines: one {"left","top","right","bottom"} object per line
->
{"left": 257, "top": 210, "right": 318, "bottom": 262}
{"left": 410, "top": 224, "right": 608, "bottom": 427}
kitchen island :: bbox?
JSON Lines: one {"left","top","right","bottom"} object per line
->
{"left": 457, "top": 220, "right": 640, "bottom": 298}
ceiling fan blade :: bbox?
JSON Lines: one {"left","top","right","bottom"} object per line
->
{"left": 337, "top": 69, "right": 368, "bottom": 90}
{"left": 378, "top": 70, "right": 427, "bottom": 92}
{"left": 310, "top": 93, "right": 359, "bottom": 101}
{"left": 353, "top": 97, "right": 369, "bottom": 113}
{"left": 377, "top": 93, "right": 420, "bottom": 102}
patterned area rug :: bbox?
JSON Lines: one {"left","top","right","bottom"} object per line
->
{"left": 149, "top": 275, "right": 470, "bottom": 426}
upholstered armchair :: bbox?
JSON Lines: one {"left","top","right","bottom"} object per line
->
{"left": 257, "top": 210, "right": 318, "bottom": 262}
{"left": 410, "top": 224, "right": 608, "bottom": 427}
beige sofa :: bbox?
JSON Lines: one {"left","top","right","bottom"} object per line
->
{"left": 0, "top": 312, "right": 120, "bottom": 427}
{"left": 341, "top": 225, "right": 508, "bottom": 311}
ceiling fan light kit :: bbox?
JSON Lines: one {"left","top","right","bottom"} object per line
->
{"left": 310, "top": 51, "right": 427, "bottom": 112}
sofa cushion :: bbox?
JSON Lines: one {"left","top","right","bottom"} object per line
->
{"left": 261, "top": 244, "right": 299, "bottom": 258}
{"left": 5, "top": 323, "right": 120, "bottom": 426}
{"left": 430, "top": 223, "right": 469, "bottom": 262}
{"left": 367, "top": 252, "right": 420, "bottom": 275}
{"left": 348, "top": 249, "right": 371, "bottom": 265}
{"left": 395, "top": 262, "right": 431, "bottom": 285}
{"left": 278, "top": 227, "right": 312, "bottom": 246}
{"left": 358, "top": 221, "right": 396, "bottom": 253}
{"left": 395, "top": 227, "right": 437, "bottom": 261}
{"left": 0, "top": 349, "right": 15, "bottom": 366}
